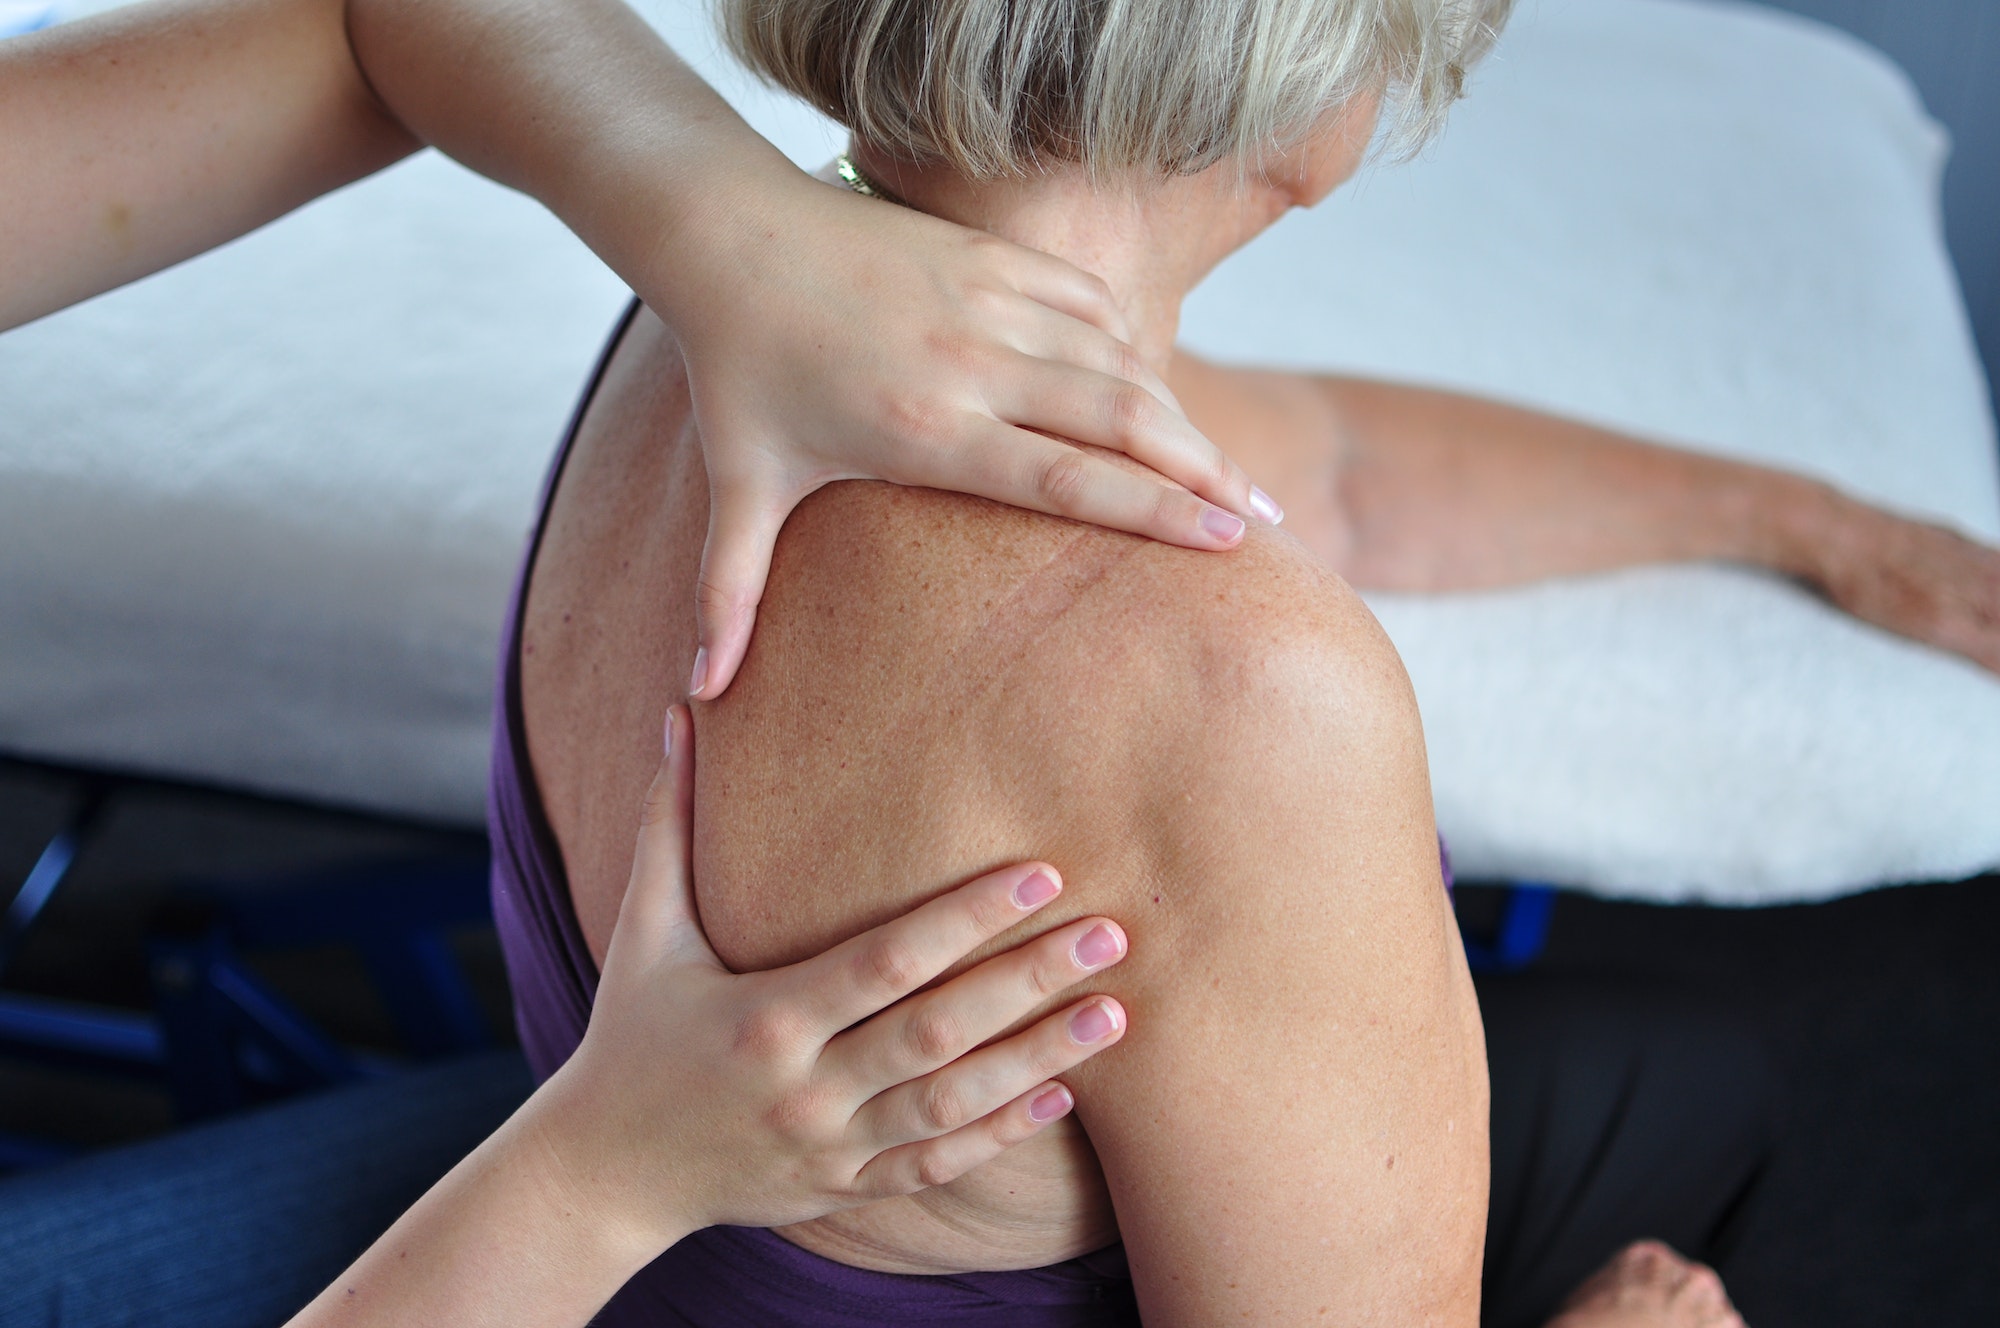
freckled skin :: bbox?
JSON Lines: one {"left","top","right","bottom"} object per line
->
{"left": 524, "top": 310, "right": 1488, "bottom": 1323}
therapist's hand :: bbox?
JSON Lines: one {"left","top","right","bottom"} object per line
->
{"left": 285, "top": 703, "right": 1126, "bottom": 1328}
{"left": 665, "top": 171, "right": 1278, "bottom": 700}
{"left": 538, "top": 704, "right": 1129, "bottom": 1249}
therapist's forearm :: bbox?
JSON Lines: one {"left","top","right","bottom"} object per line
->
{"left": 343, "top": 0, "right": 798, "bottom": 332}
{"left": 285, "top": 1078, "right": 695, "bottom": 1328}
{"left": 1317, "top": 376, "right": 1827, "bottom": 592}
{"left": 0, "top": 0, "right": 789, "bottom": 333}
{"left": 0, "top": 0, "right": 416, "bottom": 330}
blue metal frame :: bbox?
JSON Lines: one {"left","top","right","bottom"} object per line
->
{"left": 1460, "top": 883, "right": 1557, "bottom": 975}
{"left": 0, "top": 780, "right": 106, "bottom": 977}
{"left": 0, "top": 990, "right": 167, "bottom": 1076}
{"left": 1, "top": 772, "right": 498, "bottom": 1170}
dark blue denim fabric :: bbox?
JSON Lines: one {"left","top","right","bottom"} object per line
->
{"left": 0, "top": 1052, "right": 530, "bottom": 1328}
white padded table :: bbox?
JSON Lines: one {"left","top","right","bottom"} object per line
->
{"left": 3, "top": 0, "right": 1997, "bottom": 902}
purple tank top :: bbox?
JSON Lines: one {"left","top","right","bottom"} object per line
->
{"left": 486, "top": 302, "right": 1141, "bottom": 1326}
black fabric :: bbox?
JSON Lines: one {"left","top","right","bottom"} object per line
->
{"left": 1479, "top": 975, "right": 1782, "bottom": 1328}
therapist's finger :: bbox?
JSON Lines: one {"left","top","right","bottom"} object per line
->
{"left": 784, "top": 862, "right": 1066, "bottom": 1038}
{"left": 689, "top": 477, "right": 789, "bottom": 702}
{"left": 985, "top": 353, "right": 1277, "bottom": 526}
{"left": 614, "top": 704, "right": 715, "bottom": 966}
{"left": 996, "top": 241, "right": 1133, "bottom": 345}
{"left": 994, "top": 300, "right": 1189, "bottom": 416}
{"left": 852, "top": 995, "right": 1125, "bottom": 1153}
{"left": 916, "top": 420, "right": 1252, "bottom": 552}
{"left": 829, "top": 915, "right": 1127, "bottom": 1093}
{"left": 852, "top": 1079, "right": 1081, "bottom": 1199}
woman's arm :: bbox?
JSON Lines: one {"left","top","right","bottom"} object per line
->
{"left": 286, "top": 706, "right": 1131, "bottom": 1327}
{"left": 1313, "top": 377, "right": 2000, "bottom": 674}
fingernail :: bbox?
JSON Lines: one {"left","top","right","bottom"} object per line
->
{"left": 663, "top": 710, "right": 674, "bottom": 758}
{"left": 1248, "top": 486, "right": 1285, "bottom": 526}
{"left": 1029, "top": 1085, "right": 1073, "bottom": 1123}
{"left": 687, "top": 647, "right": 709, "bottom": 698}
{"left": 1012, "top": 869, "right": 1061, "bottom": 910}
{"left": 1068, "top": 1000, "right": 1118, "bottom": 1045}
{"left": 1072, "top": 924, "right": 1123, "bottom": 969}
{"left": 1198, "top": 506, "right": 1245, "bottom": 544}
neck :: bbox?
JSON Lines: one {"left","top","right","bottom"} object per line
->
{"left": 851, "top": 147, "right": 1290, "bottom": 373}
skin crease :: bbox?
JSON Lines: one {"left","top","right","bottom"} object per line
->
{"left": 526, "top": 95, "right": 1494, "bottom": 1324}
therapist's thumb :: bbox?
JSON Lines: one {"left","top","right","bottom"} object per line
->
{"left": 624, "top": 705, "right": 715, "bottom": 964}
{"left": 690, "top": 481, "right": 788, "bottom": 702}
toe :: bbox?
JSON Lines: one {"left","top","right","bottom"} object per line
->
{"left": 1677, "top": 1263, "right": 1747, "bottom": 1327}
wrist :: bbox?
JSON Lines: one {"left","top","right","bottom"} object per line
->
{"left": 557, "top": 84, "right": 804, "bottom": 329}
{"left": 518, "top": 1064, "right": 705, "bottom": 1273}
{"left": 1728, "top": 467, "right": 1846, "bottom": 583}
{"left": 634, "top": 148, "right": 821, "bottom": 333}
{"left": 1760, "top": 474, "right": 1867, "bottom": 589}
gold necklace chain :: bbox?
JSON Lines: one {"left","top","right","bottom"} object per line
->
{"left": 835, "top": 152, "right": 905, "bottom": 206}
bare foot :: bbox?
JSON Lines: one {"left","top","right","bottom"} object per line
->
{"left": 1546, "top": 1240, "right": 1747, "bottom": 1328}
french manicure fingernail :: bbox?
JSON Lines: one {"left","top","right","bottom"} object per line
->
{"left": 1073, "top": 924, "right": 1123, "bottom": 969}
{"left": 1248, "top": 486, "right": 1285, "bottom": 526}
{"left": 1199, "top": 506, "right": 1245, "bottom": 544}
{"left": 1013, "top": 869, "right": 1061, "bottom": 909}
{"left": 687, "top": 647, "right": 709, "bottom": 698}
{"left": 1029, "top": 1085, "right": 1073, "bottom": 1123}
{"left": 1068, "top": 1001, "right": 1118, "bottom": 1045}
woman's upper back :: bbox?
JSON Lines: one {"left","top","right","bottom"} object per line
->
{"left": 521, "top": 306, "right": 1487, "bottom": 1317}
{"left": 523, "top": 308, "right": 1130, "bottom": 1270}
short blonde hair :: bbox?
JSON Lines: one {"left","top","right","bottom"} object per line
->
{"left": 721, "top": 0, "right": 1514, "bottom": 178}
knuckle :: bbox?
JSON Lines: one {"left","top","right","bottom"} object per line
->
{"left": 733, "top": 1002, "right": 808, "bottom": 1061}
{"left": 968, "top": 883, "right": 1020, "bottom": 935}
{"left": 914, "top": 1148, "right": 962, "bottom": 1189}
{"left": 692, "top": 571, "right": 750, "bottom": 626}
{"left": 1031, "top": 449, "right": 1092, "bottom": 514}
{"left": 1104, "top": 343, "right": 1149, "bottom": 387}
{"left": 916, "top": 1077, "right": 969, "bottom": 1132}
{"left": 1204, "top": 447, "right": 1237, "bottom": 492}
{"left": 1108, "top": 385, "right": 1159, "bottom": 439}
{"left": 992, "top": 1110, "right": 1037, "bottom": 1149}
{"left": 923, "top": 327, "right": 985, "bottom": 375}
{"left": 1028, "top": 945, "right": 1079, "bottom": 998}
{"left": 1026, "top": 1029, "right": 1075, "bottom": 1077}
{"left": 764, "top": 1082, "right": 831, "bottom": 1137}
{"left": 860, "top": 936, "right": 927, "bottom": 995}
{"left": 636, "top": 770, "right": 677, "bottom": 828}
{"left": 880, "top": 388, "right": 955, "bottom": 449}
{"left": 1151, "top": 484, "right": 1191, "bottom": 532}
{"left": 903, "top": 1006, "right": 964, "bottom": 1063}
